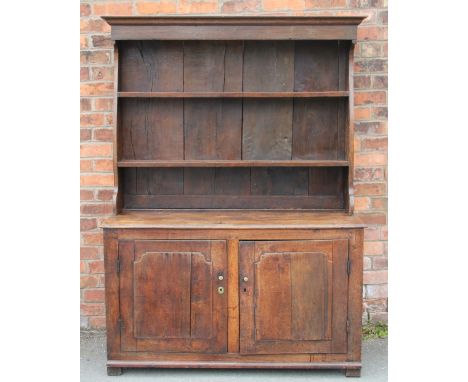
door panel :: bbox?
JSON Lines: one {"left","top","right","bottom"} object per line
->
{"left": 239, "top": 240, "right": 348, "bottom": 354}
{"left": 119, "top": 240, "right": 227, "bottom": 353}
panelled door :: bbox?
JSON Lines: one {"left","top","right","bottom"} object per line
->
{"left": 239, "top": 240, "right": 349, "bottom": 354}
{"left": 119, "top": 240, "right": 227, "bottom": 353}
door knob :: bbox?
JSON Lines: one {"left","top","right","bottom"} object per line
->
{"left": 242, "top": 276, "right": 248, "bottom": 282}
{"left": 217, "top": 286, "right": 225, "bottom": 295}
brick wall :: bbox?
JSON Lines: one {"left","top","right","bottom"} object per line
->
{"left": 80, "top": 0, "right": 388, "bottom": 329}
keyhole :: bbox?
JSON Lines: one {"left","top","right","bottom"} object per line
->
{"left": 243, "top": 288, "right": 247, "bottom": 292}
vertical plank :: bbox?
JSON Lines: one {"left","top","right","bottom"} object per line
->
{"left": 294, "top": 41, "right": 340, "bottom": 91}
{"left": 214, "top": 168, "right": 251, "bottom": 195}
{"left": 104, "top": 230, "right": 120, "bottom": 357}
{"left": 133, "top": 252, "right": 191, "bottom": 338}
{"left": 291, "top": 252, "right": 328, "bottom": 340}
{"left": 184, "top": 168, "right": 215, "bottom": 194}
{"left": 184, "top": 99, "right": 242, "bottom": 160}
{"left": 119, "top": 240, "right": 136, "bottom": 351}
{"left": 251, "top": 168, "right": 308, "bottom": 195}
{"left": 112, "top": 44, "right": 121, "bottom": 213}
{"left": 293, "top": 99, "right": 346, "bottom": 160}
{"left": 242, "top": 99, "right": 293, "bottom": 160}
{"left": 331, "top": 239, "right": 349, "bottom": 353}
{"left": 183, "top": 41, "right": 226, "bottom": 91}
{"left": 119, "top": 99, "right": 183, "bottom": 160}
{"left": 239, "top": 242, "right": 255, "bottom": 353}
{"left": 210, "top": 240, "right": 228, "bottom": 352}
{"left": 227, "top": 240, "right": 239, "bottom": 353}
{"left": 224, "top": 42, "right": 244, "bottom": 91}
{"left": 346, "top": 43, "right": 356, "bottom": 214}
{"left": 348, "top": 230, "right": 364, "bottom": 361}
{"left": 122, "top": 167, "right": 136, "bottom": 195}
{"left": 148, "top": 169, "right": 184, "bottom": 195}
{"left": 190, "top": 253, "right": 213, "bottom": 339}
{"left": 119, "top": 41, "right": 183, "bottom": 92}
{"left": 255, "top": 253, "right": 292, "bottom": 340}
{"left": 309, "top": 167, "right": 344, "bottom": 197}
{"left": 243, "top": 41, "right": 294, "bottom": 91}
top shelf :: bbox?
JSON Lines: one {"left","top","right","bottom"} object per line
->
{"left": 118, "top": 91, "right": 349, "bottom": 99}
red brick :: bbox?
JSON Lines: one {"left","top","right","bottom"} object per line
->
{"left": 373, "top": 256, "right": 387, "bottom": 270}
{"left": 381, "top": 225, "right": 388, "bottom": 240}
{"left": 81, "top": 246, "right": 100, "bottom": 260}
{"left": 81, "top": 82, "right": 114, "bottom": 96}
{"left": 93, "top": 2, "right": 132, "bottom": 16}
{"left": 136, "top": 1, "right": 178, "bottom": 14}
{"left": 81, "top": 275, "right": 100, "bottom": 288}
{"left": 354, "top": 75, "right": 371, "bottom": 89}
{"left": 81, "top": 174, "right": 114, "bottom": 187}
{"left": 80, "top": 35, "right": 88, "bottom": 49}
{"left": 369, "top": 311, "right": 387, "bottom": 323}
{"left": 81, "top": 203, "right": 114, "bottom": 215}
{"left": 81, "top": 113, "right": 105, "bottom": 127}
{"left": 361, "top": 137, "right": 387, "bottom": 151}
{"left": 357, "top": 213, "right": 386, "bottom": 225}
{"left": 364, "top": 226, "right": 380, "bottom": 240}
{"left": 81, "top": 218, "right": 97, "bottom": 231}
{"left": 364, "top": 241, "right": 384, "bottom": 255}
{"left": 371, "top": 197, "right": 387, "bottom": 210}
{"left": 80, "top": 19, "right": 111, "bottom": 33}
{"left": 80, "top": 3, "right": 91, "bottom": 17}
{"left": 364, "top": 270, "right": 387, "bottom": 284}
{"left": 81, "top": 303, "right": 105, "bottom": 316}
{"left": 82, "top": 232, "right": 104, "bottom": 246}
{"left": 89, "top": 316, "right": 107, "bottom": 329}
{"left": 94, "top": 159, "right": 114, "bottom": 172}
{"left": 355, "top": 183, "right": 386, "bottom": 196}
{"left": 80, "top": 143, "right": 113, "bottom": 157}
{"left": 354, "top": 107, "right": 371, "bottom": 121}
{"left": 355, "top": 167, "right": 384, "bottom": 181}
{"left": 81, "top": 50, "right": 111, "bottom": 65}
{"left": 263, "top": 0, "right": 305, "bottom": 11}
{"left": 355, "top": 121, "right": 387, "bottom": 135}
{"left": 95, "top": 98, "right": 113, "bottom": 111}
{"left": 93, "top": 129, "right": 114, "bottom": 142}
{"left": 378, "top": 10, "right": 388, "bottom": 24}
{"left": 89, "top": 260, "right": 105, "bottom": 274}
{"left": 366, "top": 284, "right": 387, "bottom": 299}
{"left": 222, "top": 0, "right": 259, "bottom": 12}
{"left": 80, "top": 190, "right": 95, "bottom": 201}
{"left": 80, "top": 260, "right": 88, "bottom": 273}
{"left": 355, "top": 152, "right": 386, "bottom": 166}
{"left": 97, "top": 189, "right": 115, "bottom": 201}
{"left": 305, "top": 0, "right": 346, "bottom": 7}
{"left": 373, "top": 106, "right": 387, "bottom": 119}
{"left": 91, "top": 67, "right": 114, "bottom": 81}
{"left": 355, "top": 59, "right": 387, "bottom": 73}
{"left": 81, "top": 98, "right": 92, "bottom": 112}
{"left": 354, "top": 197, "right": 370, "bottom": 211}
{"left": 178, "top": 0, "right": 218, "bottom": 13}
{"left": 373, "top": 75, "right": 387, "bottom": 89}
{"left": 80, "top": 159, "right": 93, "bottom": 172}
{"left": 80, "top": 129, "right": 92, "bottom": 142}
{"left": 84, "top": 289, "right": 105, "bottom": 302}
{"left": 357, "top": 26, "right": 388, "bottom": 41}
{"left": 358, "top": 42, "right": 383, "bottom": 58}
{"left": 80, "top": 67, "right": 89, "bottom": 81}
{"left": 355, "top": 91, "right": 386, "bottom": 105}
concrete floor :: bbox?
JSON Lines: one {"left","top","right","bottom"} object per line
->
{"left": 81, "top": 331, "right": 387, "bottom": 381}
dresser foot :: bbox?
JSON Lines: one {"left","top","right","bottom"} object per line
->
{"left": 345, "top": 367, "right": 361, "bottom": 377}
{"left": 107, "top": 367, "right": 123, "bottom": 376}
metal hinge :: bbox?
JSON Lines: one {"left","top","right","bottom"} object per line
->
{"left": 347, "top": 258, "right": 351, "bottom": 275}
{"left": 346, "top": 320, "right": 350, "bottom": 333}
{"left": 116, "top": 257, "right": 120, "bottom": 274}
{"left": 118, "top": 317, "right": 123, "bottom": 331}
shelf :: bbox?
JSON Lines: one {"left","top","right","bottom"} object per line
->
{"left": 117, "top": 160, "right": 349, "bottom": 168}
{"left": 118, "top": 91, "right": 349, "bottom": 99}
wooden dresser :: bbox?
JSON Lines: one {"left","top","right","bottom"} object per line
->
{"left": 101, "top": 16, "right": 366, "bottom": 377}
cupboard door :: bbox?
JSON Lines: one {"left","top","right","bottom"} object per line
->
{"left": 239, "top": 240, "right": 348, "bottom": 354}
{"left": 119, "top": 240, "right": 227, "bottom": 353}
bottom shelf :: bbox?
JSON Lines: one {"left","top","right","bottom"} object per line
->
{"left": 120, "top": 166, "right": 348, "bottom": 211}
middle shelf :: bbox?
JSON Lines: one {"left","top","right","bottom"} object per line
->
{"left": 117, "top": 160, "right": 349, "bottom": 168}
{"left": 118, "top": 91, "right": 349, "bottom": 98}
